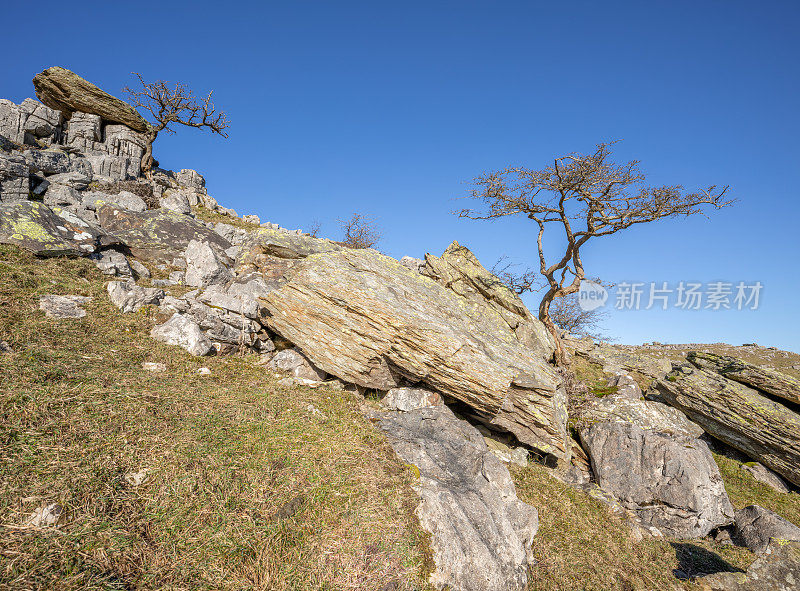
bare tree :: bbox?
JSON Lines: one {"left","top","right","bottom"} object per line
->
{"left": 459, "top": 141, "right": 733, "bottom": 364}
{"left": 338, "top": 213, "right": 382, "bottom": 249}
{"left": 490, "top": 256, "right": 541, "bottom": 295}
{"left": 549, "top": 293, "right": 608, "bottom": 340}
{"left": 124, "top": 73, "right": 230, "bottom": 178}
{"left": 308, "top": 219, "right": 322, "bottom": 239}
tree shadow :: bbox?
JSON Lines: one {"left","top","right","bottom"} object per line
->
{"left": 670, "top": 542, "right": 744, "bottom": 580}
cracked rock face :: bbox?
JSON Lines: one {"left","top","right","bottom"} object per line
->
{"left": 733, "top": 505, "right": 800, "bottom": 553}
{"left": 580, "top": 422, "right": 734, "bottom": 538}
{"left": 375, "top": 404, "right": 539, "bottom": 591}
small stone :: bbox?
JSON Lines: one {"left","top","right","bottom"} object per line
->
{"left": 39, "top": 295, "right": 91, "bottom": 319}
{"left": 196, "top": 367, "right": 211, "bottom": 375}
{"left": 25, "top": 503, "right": 63, "bottom": 528}
{"left": 142, "top": 361, "right": 166, "bottom": 373}
{"left": 124, "top": 468, "right": 150, "bottom": 487}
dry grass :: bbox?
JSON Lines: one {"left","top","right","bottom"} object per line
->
{"left": 191, "top": 207, "right": 263, "bottom": 231}
{"left": 0, "top": 245, "right": 431, "bottom": 590}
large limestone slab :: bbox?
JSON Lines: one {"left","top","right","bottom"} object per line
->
{"left": 688, "top": 350, "right": 800, "bottom": 406}
{"left": 653, "top": 364, "right": 800, "bottom": 486}
{"left": 259, "top": 248, "right": 569, "bottom": 458}
{"left": 33, "top": 67, "right": 150, "bottom": 133}
{"left": 375, "top": 404, "right": 539, "bottom": 591}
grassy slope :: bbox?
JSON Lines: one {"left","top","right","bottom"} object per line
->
{"left": 0, "top": 245, "right": 430, "bottom": 590}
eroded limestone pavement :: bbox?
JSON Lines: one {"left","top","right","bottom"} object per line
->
{"left": 3, "top": 67, "right": 800, "bottom": 591}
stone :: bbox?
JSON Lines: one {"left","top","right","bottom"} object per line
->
{"left": 129, "top": 259, "right": 150, "bottom": 279}
{"left": 33, "top": 67, "right": 150, "bottom": 132}
{"left": 39, "top": 294, "right": 92, "bottom": 319}
{"left": 96, "top": 205, "right": 231, "bottom": 262}
{"left": 696, "top": 539, "right": 800, "bottom": 591}
{"left": 25, "top": 503, "right": 63, "bottom": 528}
{"left": 184, "top": 239, "right": 232, "bottom": 287}
{"left": 653, "top": 364, "right": 800, "bottom": 486}
{"left": 159, "top": 191, "right": 191, "bottom": 215}
{"left": 733, "top": 505, "right": 800, "bottom": 553}
{"left": 108, "top": 191, "right": 147, "bottom": 213}
{"left": 66, "top": 111, "right": 102, "bottom": 145}
{"left": 107, "top": 281, "right": 164, "bottom": 313}
{"left": 44, "top": 171, "right": 92, "bottom": 190}
{"left": 742, "top": 462, "right": 791, "bottom": 494}
{"left": 0, "top": 99, "right": 27, "bottom": 144}
{"left": 688, "top": 350, "right": 800, "bottom": 406}
{"left": 381, "top": 387, "right": 443, "bottom": 412}
{"left": 580, "top": 422, "right": 734, "bottom": 538}
{"left": 421, "top": 241, "right": 555, "bottom": 360}
{"left": 195, "top": 275, "right": 271, "bottom": 319}
{"left": 213, "top": 222, "right": 249, "bottom": 246}
{"left": 85, "top": 153, "right": 139, "bottom": 181}
{"left": 0, "top": 152, "right": 29, "bottom": 202}
{"left": 259, "top": 248, "right": 568, "bottom": 459}
{"left": 242, "top": 214, "right": 260, "bottom": 225}
{"left": 151, "top": 313, "right": 213, "bottom": 356}
{"left": 267, "top": 348, "right": 327, "bottom": 381}
{"left": 176, "top": 168, "right": 205, "bottom": 192}
{"left": 43, "top": 184, "right": 82, "bottom": 208}
{"left": 19, "top": 98, "right": 62, "bottom": 139}
{"left": 375, "top": 404, "right": 539, "bottom": 591}
{"left": 607, "top": 372, "right": 643, "bottom": 399}
{"left": 23, "top": 148, "right": 70, "bottom": 175}
{"left": 196, "top": 367, "right": 212, "bottom": 375}
{"left": 142, "top": 361, "right": 166, "bottom": 373}
{"left": 0, "top": 201, "right": 117, "bottom": 256}
{"left": 400, "top": 255, "right": 425, "bottom": 273}
{"left": 576, "top": 342, "right": 673, "bottom": 380}
{"left": 89, "top": 249, "right": 132, "bottom": 277}
{"left": 168, "top": 271, "right": 184, "bottom": 285}
{"left": 104, "top": 125, "right": 148, "bottom": 160}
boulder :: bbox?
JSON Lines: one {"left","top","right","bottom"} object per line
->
{"left": 33, "top": 67, "right": 150, "bottom": 133}
{"left": 176, "top": 168, "right": 205, "bottom": 192}
{"left": 0, "top": 99, "right": 27, "bottom": 144}
{"left": 151, "top": 313, "right": 213, "bottom": 356}
{"left": 0, "top": 152, "right": 29, "bottom": 202}
{"left": 733, "top": 505, "right": 800, "bottom": 553}
{"left": 89, "top": 249, "right": 132, "bottom": 277}
{"left": 85, "top": 153, "right": 139, "bottom": 181}
{"left": 688, "top": 350, "right": 800, "bottom": 406}
{"left": 129, "top": 259, "right": 151, "bottom": 279}
{"left": 184, "top": 239, "right": 232, "bottom": 287}
{"left": 374, "top": 404, "right": 539, "bottom": 591}
{"left": 580, "top": 422, "right": 734, "bottom": 538}
{"left": 44, "top": 171, "right": 92, "bottom": 190}
{"left": 43, "top": 184, "right": 82, "bottom": 208}
{"left": 697, "top": 539, "right": 800, "bottom": 591}
{"left": 607, "top": 372, "right": 643, "bottom": 399}
{"left": 267, "top": 348, "right": 326, "bottom": 381}
{"left": 258, "top": 248, "right": 568, "bottom": 459}
{"left": 742, "top": 463, "right": 791, "bottom": 494}
{"left": 421, "top": 241, "right": 554, "bottom": 360}
{"left": 66, "top": 111, "right": 102, "bottom": 146}
{"left": 381, "top": 387, "right": 443, "bottom": 412}
{"left": 400, "top": 255, "right": 425, "bottom": 273}
{"left": 159, "top": 191, "right": 191, "bottom": 215}
{"left": 0, "top": 201, "right": 117, "bottom": 256}
{"left": 653, "top": 364, "right": 800, "bottom": 486}
{"left": 23, "top": 148, "right": 70, "bottom": 175}
{"left": 38, "top": 294, "right": 92, "bottom": 319}
{"left": 19, "top": 98, "right": 62, "bottom": 139}
{"left": 96, "top": 205, "right": 230, "bottom": 262}
{"left": 107, "top": 281, "right": 164, "bottom": 313}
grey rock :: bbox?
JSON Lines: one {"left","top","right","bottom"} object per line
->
{"left": 24, "top": 148, "right": 70, "bottom": 175}
{"left": 267, "top": 348, "right": 326, "bottom": 381}
{"left": 89, "top": 249, "right": 132, "bottom": 277}
{"left": 381, "top": 387, "right": 443, "bottom": 412}
{"left": 733, "top": 505, "right": 800, "bottom": 553}
{"left": 607, "top": 372, "right": 642, "bottom": 399}
{"left": 184, "top": 239, "right": 232, "bottom": 288}
{"left": 375, "top": 404, "right": 539, "bottom": 591}
{"left": 579, "top": 392, "right": 704, "bottom": 439}
{"left": 160, "top": 191, "right": 191, "bottom": 215}
{"left": 400, "top": 255, "right": 425, "bottom": 273}
{"left": 742, "top": 462, "right": 791, "bottom": 494}
{"left": 129, "top": 259, "right": 151, "bottom": 279}
{"left": 85, "top": 153, "right": 139, "bottom": 181}
{"left": 66, "top": 111, "right": 102, "bottom": 145}
{"left": 43, "top": 184, "right": 82, "bottom": 208}
{"left": 104, "top": 125, "right": 147, "bottom": 160}
{"left": 580, "top": 422, "right": 734, "bottom": 538}
{"left": 0, "top": 99, "right": 27, "bottom": 144}
{"left": 151, "top": 313, "right": 213, "bottom": 356}
{"left": 195, "top": 275, "right": 270, "bottom": 319}
{"left": 213, "top": 222, "right": 249, "bottom": 246}
{"left": 242, "top": 214, "right": 260, "bottom": 225}
{"left": 44, "top": 171, "right": 92, "bottom": 190}
{"left": 697, "top": 539, "right": 800, "bottom": 591}
{"left": 176, "top": 168, "right": 205, "bottom": 192}
{"left": 39, "top": 294, "right": 92, "bottom": 319}
{"left": 0, "top": 152, "right": 29, "bottom": 202}
{"left": 168, "top": 271, "right": 184, "bottom": 285}
{"left": 107, "top": 281, "right": 164, "bottom": 313}
{"left": 102, "top": 190, "right": 147, "bottom": 213}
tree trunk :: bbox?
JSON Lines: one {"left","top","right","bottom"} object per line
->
{"left": 539, "top": 294, "right": 566, "bottom": 366}
{"left": 140, "top": 131, "right": 158, "bottom": 180}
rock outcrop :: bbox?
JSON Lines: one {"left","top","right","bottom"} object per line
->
{"left": 258, "top": 247, "right": 569, "bottom": 459}
{"left": 733, "top": 505, "right": 800, "bottom": 553}
{"left": 697, "top": 539, "right": 800, "bottom": 591}
{"left": 653, "top": 363, "right": 800, "bottom": 486}
{"left": 374, "top": 404, "right": 539, "bottom": 591}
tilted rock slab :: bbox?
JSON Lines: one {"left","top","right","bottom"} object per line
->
{"left": 653, "top": 364, "right": 800, "bottom": 486}
{"left": 374, "top": 404, "right": 539, "bottom": 591}
{"left": 733, "top": 505, "right": 800, "bottom": 553}
{"left": 580, "top": 422, "right": 734, "bottom": 538}
{"left": 688, "top": 350, "right": 800, "bottom": 406}
{"left": 259, "top": 248, "right": 569, "bottom": 458}
{"left": 33, "top": 67, "right": 150, "bottom": 133}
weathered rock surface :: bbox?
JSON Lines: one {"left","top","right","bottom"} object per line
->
{"left": 39, "top": 294, "right": 92, "bottom": 319}
{"left": 90, "top": 249, "right": 132, "bottom": 276}
{"left": 688, "top": 350, "right": 800, "bottom": 406}
{"left": 742, "top": 462, "right": 791, "bottom": 494}
{"left": 381, "top": 387, "right": 443, "bottom": 412}
{"left": 374, "top": 404, "right": 539, "bottom": 591}
{"left": 184, "top": 239, "right": 232, "bottom": 287}
{"left": 421, "top": 241, "right": 555, "bottom": 360}
{"left": 607, "top": 372, "right": 643, "bottom": 399}
{"left": 575, "top": 341, "right": 673, "bottom": 380}
{"left": 697, "top": 539, "right": 800, "bottom": 591}
{"left": 97, "top": 204, "right": 230, "bottom": 261}
{"left": 0, "top": 152, "right": 29, "bottom": 202}
{"left": 579, "top": 392, "right": 704, "bottom": 439}
{"left": 580, "top": 422, "right": 734, "bottom": 537}
{"left": 733, "top": 505, "right": 800, "bottom": 553}
{"left": 267, "top": 348, "right": 326, "bottom": 381}
{"left": 151, "top": 313, "right": 213, "bottom": 356}
{"left": 259, "top": 248, "right": 569, "bottom": 459}
{"left": 0, "top": 201, "right": 116, "bottom": 256}
{"left": 653, "top": 364, "right": 800, "bottom": 486}
{"left": 107, "top": 281, "right": 164, "bottom": 313}
{"left": 33, "top": 67, "right": 150, "bottom": 133}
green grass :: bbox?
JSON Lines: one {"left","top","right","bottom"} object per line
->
{"left": 0, "top": 245, "right": 431, "bottom": 590}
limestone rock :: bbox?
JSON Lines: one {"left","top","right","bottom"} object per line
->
{"left": 0, "top": 152, "right": 29, "bottom": 202}
{"left": 688, "top": 350, "right": 800, "bottom": 406}
{"left": 733, "top": 505, "right": 800, "bottom": 553}
{"left": 43, "top": 184, "right": 82, "bottom": 208}
{"left": 151, "top": 313, "right": 213, "bottom": 356}
{"left": 39, "top": 294, "right": 92, "bottom": 319}
{"left": 258, "top": 248, "right": 568, "bottom": 459}
{"left": 375, "top": 404, "right": 539, "bottom": 591}
{"left": 742, "top": 462, "right": 791, "bottom": 494}
{"left": 33, "top": 67, "right": 150, "bottom": 133}
{"left": 44, "top": 171, "right": 92, "bottom": 190}
{"left": 580, "top": 422, "right": 734, "bottom": 538}
{"left": 66, "top": 111, "right": 102, "bottom": 145}
{"left": 19, "top": 99, "right": 62, "bottom": 139}
{"left": 653, "top": 364, "right": 800, "bottom": 486}
{"left": 107, "top": 281, "right": 164, "bottom": 313}
{"left": 23, "top": 148, "right": 70, "bottom": 175}
{"left": 607, "top": 372, "right": 643, "bottom": 399}
{"left": 267, "top": 348, "right": 326, "bottom": 381}
{"left": 176, "top": 169, "right": 205, "bottom": 192}
{"left": 697, "top": 539, "right": 800, "bottom": 591}
{"left": 129, "top": 259, "right": 151, "bottom": 279}
{"left": 381, "top": 387, "right": 443, "bottom": 412}
{"left": 89, "top": 249, "right": 132, "bottom": 277}
{"left": 96, "top": 204, "right": 230, "bottom": 262}
{"left": 184, "top": 239, "right": 232, "bottom": 287}
{"left": 159, "top": 191, "right": 191, "bottom": 215}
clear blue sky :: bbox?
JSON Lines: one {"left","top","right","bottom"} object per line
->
{"left": 3, "top": 1, "right": 799, "bottom": 351}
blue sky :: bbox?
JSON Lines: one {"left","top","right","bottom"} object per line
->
{"left": 3, "top": 1, "right": 799, "bottom": 351}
